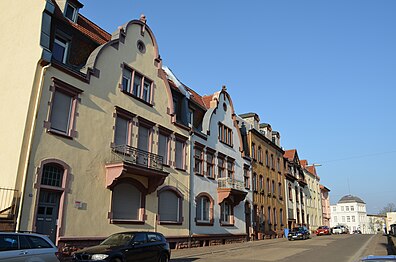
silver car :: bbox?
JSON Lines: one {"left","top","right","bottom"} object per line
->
{"left": 0, "top": 232, "right": 60, "bottom": 262}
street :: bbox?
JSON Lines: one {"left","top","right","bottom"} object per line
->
{"left": 171, "top": 234, "right": 379, "bottom": 262}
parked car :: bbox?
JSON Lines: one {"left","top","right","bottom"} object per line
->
{"left": 288, "top": 227, "right": 311, "bottom": 240}
{"left": 332, "top": 226, "right": 343, "bottom": 234}
{"left": 316, "top": 226, "right": 331, "bottom": 236}
{"left": 0, "top": 232, "right": 60, "bottom": 262}
{"left": 361, "top": 255, "right": 396, "bottom": 261}
{"left": 72, "top": 232, "right": 170, "bottom": 262}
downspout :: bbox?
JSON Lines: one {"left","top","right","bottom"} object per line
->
{"left": 188, "top": 131, "right": 194, "bottom": 247}
{"left": 16, "top": 63, "right": 51, "bottom": 230}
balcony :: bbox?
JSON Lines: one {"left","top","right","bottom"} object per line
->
{"left": 105, "top": 145, "right": 169, "bottom": 193}
{"left": 217, "top": 177, "right": 247, "bottom": 206}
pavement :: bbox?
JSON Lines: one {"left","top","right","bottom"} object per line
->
{"left": 171, "top": 234, "right": 396, "bottom": 261}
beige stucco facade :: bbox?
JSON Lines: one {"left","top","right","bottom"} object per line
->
{"left": 9, "top": 12, "right": 190, "bottom": 246}
{"left": 303, "top": 166, "right": 322, "bottom": 230}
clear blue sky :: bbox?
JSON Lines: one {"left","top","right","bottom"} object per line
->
{"left": 81, "top": 1, "right": 396, "bottom": 214}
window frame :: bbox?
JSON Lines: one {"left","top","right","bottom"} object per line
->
{"left": 206, "top": 149, "right": 215, "bottom": 179}
{"left": 195, "top": 193, "right": 214, "bottom": 226}
{"left": 44, "top": 78, "right": 82, "bottom": 139}
{"left": 194, "top": 144, "right": 204, "bottom": 176}
{"left": 120, "top": 64, "right": 154, "bottom": 105}
{"left": 220, "top": 200, "right": 234, "bottom": 226}
{"left": 218, "top": 122, "right": 233, "bottom": 146}
{"left": 217, "top": 155, "right": 225, "bottom": 178}
{"left": 64, "top": 2, "right": 78, "bottom": 22}
{"left": 53, "top": 37, "right": 69, "bottom": 64}
{"left": 175, "top": 137, "right": 186, "bottom": 170}
{"left": 157, "top": 186, "right": 183, "bottom": 225}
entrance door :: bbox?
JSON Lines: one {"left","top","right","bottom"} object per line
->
{"left": 35, "top": 190, "right": 61, "bottom": 242}
{"left": 245, "top": 202, "right": 252, "bottom": 240}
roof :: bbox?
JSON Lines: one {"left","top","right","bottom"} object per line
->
{"left": 239, "top": 112, "right": 258, "bottom": 118}
{"left": 320, "top": 185, "right": 330, "bottom": 192}
{"left": 52, "top": 0, "right": 111, "bottom": 45}
{"left": 338, "top": 195, "right": 365, "bottom": 204}
{"left": 202, "top": 94, "right": 214, "bottom": 109}
{"left": 284, "top": 149, "right": 296, "bottom": 160}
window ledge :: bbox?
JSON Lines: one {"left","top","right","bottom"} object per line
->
{"left": 47, "top": 129, "right": 73, "bottom": 140}
{"left": 220, "top": 222, "right": 234, "bottom": 227}
{"left": 207, "top": 176, "right": 215, "bottom": 180}
{"left": 175, "top": 167, "right": 186, "bottom": 172}
{"left": 121, "top": 90, "right": 153, "bottom": 107}
{"left": 110, "top": 219, "right": 145, "bottom": 225}
{"left": 158, "top": 221, "right": 182, "bottom": 225}
{"left": 196, "top": 221, "right": 214, "bottom": 226}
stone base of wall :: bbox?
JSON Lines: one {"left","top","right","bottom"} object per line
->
{"left": 0, "top": 219, "right": 16, "bottom": 232}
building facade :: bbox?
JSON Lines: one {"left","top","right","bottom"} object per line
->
{"left": 284, "top": 150, "right": 307, "bottom": 229}
{"left": 239, "top": 113, "right": 286, "bottom": 239}
{"left": 301, "top": 160, "right": 322, "bottom": 231}
{"left": 320, "top": 185, "right": 331, "bottom": 227}
{"left": 1, "top": 0, "right": 193, "bottom": 249}
{"left": 330, "top": 195, "right": 369, "bottom": 234}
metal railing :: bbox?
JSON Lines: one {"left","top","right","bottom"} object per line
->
{"left": 0, "top": 188, "right": 19, "bottom": 219}
{"left": 217, "top": 177, "right": 245, "bottom": 191}
{"left": 110, "top": 144, "right": 163, "bottom": 171}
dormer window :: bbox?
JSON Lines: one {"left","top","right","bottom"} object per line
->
{"left": 53, "top": 36, "right": 69, "bottom": 64}
{"left": 65, "top": 3, "right": 78, "bottom": 23}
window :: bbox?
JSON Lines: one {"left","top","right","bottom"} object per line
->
{"left": 137, "top": 125, "right": 150, "bottom": 152}
{"left": 280, "top": 208, "right": 283, "bottom": 225}
{"left": 271, "top": 154, "right": 274, "bottom": 169}
{"left": 112, "top": 182, "right": 142, "bottom": 221}
{"left": 218, "top": 157, "right": 225, "bottom": 178}
{"left": 347, "top": 216, "right": 350, "bottom": 222}
{"left": 272, "top": 180, "right": 275, "bottom": 194}
{"left": 158, "top": 189, "right": 182, "bottom": 223}
{"left": 268, "top": 207, "right": 271, "bottom": 224}
{"left": 252, "top": 173, "right": 257, "bottom": 191}
{"left": 278, "top": 182, "right": 282, "bottom": 198}
{"left": 121, "top": 65, "right": 153, "bottom": 104}
{"left": 351, "top": 206, "right": 354, "bottom": 211}
{"left": 352, "top": 216, "right": 355, "bottom": 222}
{"left": 53, "top": 37, "right": 69, "bottom": 63}
{"left": 265, "top": 151, "right": 269, "bottom": 166}
{"left": 41, "top": 164, "right": 64, "bottom": 187}
{"left": 194, "top": 147, "right": 203, "bottom": 175}
{"left": 277, "top": 158, "right": 280, "bottom": 171}
{"left": 259, "top": 175, "right": 264, "bottom": 192}
{"left": 258, "top": 147, "right": 262, "bottom": 162}
{"left": 273, "top": 208, "right": 277, "bottom": 225}
{"left": 251, "top": 143, "right": 256, "bottom": 160}
{"left": 45, "top": 78, "right": 82, "bottom": 138}
{"left": 158, "top": 133, "right": 169, "bottom": 165}
{"left": 196, "top": 195, "right": 212, "bottom": 223}
{"left": 334, "top": 216, "right": 338, "bottom": 222}
{"left": 333, "top": 207, "right": 336, "bottom": 212}
{"left": 175, "top": 139, "right": 185, "bottom": 170}
{"left": 206, "top": 151, "right": 215, "bottom": 178}
{"left": 288, "top": 185, "right": 292, "bottom": 200}
{"left": 64, "top": 3, "right": 78, "bottom": 22}
{"left": 243, "top": 166, "right": 250, "bottom": 189}
{"left": 227, "top": 159, "right": 234, "bottom": 178}
{"left": 220, "top": 201, "right": 233, "bottom": 225}
{"left": 341, "top": 206, "right": 344, "bottom": 211}
{"left": 346, "top": 206, "right": 349, "bottom": 211}
{"left": 266, "top": 178, "right": 270, "bottom": 194}
{"left": 342, "top": 216, "right": 345, "bottom": 222}
{"left": 218, "top": 123, "right": 233, "bottom": 146}
{"left": 115, "top": 116, "right": 130, "bottom": 146}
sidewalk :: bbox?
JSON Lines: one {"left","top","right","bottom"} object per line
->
{"left": 171, "top": 237, "right": 287, "bottom": 259}
{"left": 358, "top": 234, "right": 396, "bottom": 258}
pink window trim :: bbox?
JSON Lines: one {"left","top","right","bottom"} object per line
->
{"left": 44, "top": 77, "right": 83, "bottom": 139}
{"left": 108, "top": 177, "right": 147, "bottom": 224}
{"left": 157, "top": 186, "right": 184, "bottom": 225}
{"left": 33, "top": 159, "right": 71, "bottom": 245}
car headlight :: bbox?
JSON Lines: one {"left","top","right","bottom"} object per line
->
{"left": 297, "top": 233, "right": 302, "bottom": 235}
{"left": 91, "top": 254, "right": 109, "bottom": 260}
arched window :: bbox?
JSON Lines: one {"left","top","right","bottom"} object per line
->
{"left": 195, "top": 193, "right": 214, "bottom": 225}
{"left": 258, "top": 147, "right": 262, "bottom": 163}
{"left": 158, "top": 188, "right": 183, "bottom": 223}
{"left": 265, "top": 151, "right": 269, "bottom": 166}
{"left": 112, "top": 183, "right": 142, "bottom": 220}
{"left": 259, "top": 175, "right": 264, "bottom": 192}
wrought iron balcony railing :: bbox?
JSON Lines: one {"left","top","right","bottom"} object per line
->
{"left": 217, "top": 177, "right": 245, "bottom": 191}
{"left": 110, "top": 144, "right": 163, "bottom": 171}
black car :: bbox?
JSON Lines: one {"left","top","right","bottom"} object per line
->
{"left": 288, "top": 226, "right": 311, "bottom": 240}
{"left": 72, "top": 232, "right": 170, "bottom": 262}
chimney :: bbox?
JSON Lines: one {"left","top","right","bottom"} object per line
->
{"left": 239, "top": 113, "right": 259, "bottom": 130}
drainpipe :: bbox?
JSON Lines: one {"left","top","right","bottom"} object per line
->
{"left": 16, "top": 62, "right": 51, "bottom": 231}
{"left": 188, "top": 131, "right": 194, "bottom": 247}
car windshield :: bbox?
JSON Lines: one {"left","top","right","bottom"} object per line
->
{"left": 100, "top": 233, "right": 135, "bottom": 246}
{"left": 292, "top": 227, "right": 303, "bottom": 232}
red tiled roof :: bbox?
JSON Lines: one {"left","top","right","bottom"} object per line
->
{"left": 52, "top": 0, "right": 111, "bottom": 45}
{"left": 300, "top": 160, "right": 308, "bottom": 168}
{"left": 184, "top": 86, "right": 207, "bottom": 109}
{"left": 202, "top": 94, "right": 214, "bottom": 109}
{"left": 284, "top": 149, "right": 296, "bottom": 160}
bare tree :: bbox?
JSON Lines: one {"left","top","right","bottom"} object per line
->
{"left": 378, "top": 203, "right": 396, "bottom": 215}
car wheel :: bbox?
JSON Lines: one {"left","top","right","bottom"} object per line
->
{"left": 158, "top": 253, "right": 169, "bottom": 262}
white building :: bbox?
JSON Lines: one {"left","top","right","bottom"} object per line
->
{"left": 367, "top": 215, "right": 386, "bottom": 234}
{"left": 330, "top": 195, "right": 369, "bottom": 234}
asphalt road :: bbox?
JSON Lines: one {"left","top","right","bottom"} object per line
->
{"left": 171, "top": 234, "right": 374, "bottom": 262}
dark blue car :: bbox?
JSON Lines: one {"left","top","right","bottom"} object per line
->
{"left": 288, "top": 226, "right": 311, "bottom": 240}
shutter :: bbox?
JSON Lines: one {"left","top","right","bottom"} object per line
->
{"left": 115, "top": 117, "right": 128, "bottom": 146}
{"left": 112, "top": 183, "right": 140, "bottom": 220}
{"left": 51, "top": 91, "right": 72, "bottom": 133}
{"left": 159, "top": 191, "right": 179, "bottom": 221}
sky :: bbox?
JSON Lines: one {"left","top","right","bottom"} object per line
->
{"left": 80, "top": 1, "right": 396, "bottom": 214}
